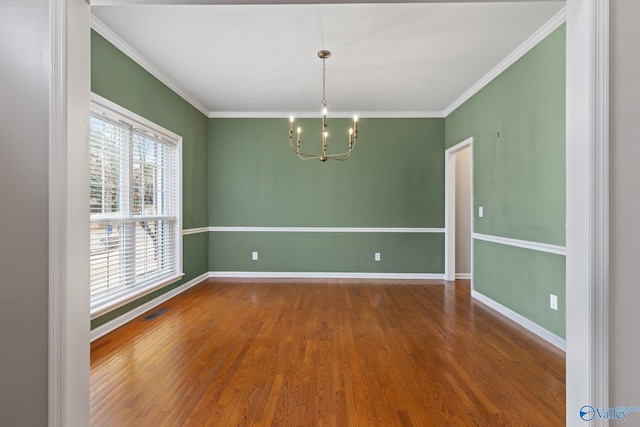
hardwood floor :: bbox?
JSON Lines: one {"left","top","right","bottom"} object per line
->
{"left": 90, "top": 279, "right": 565, "bottom": 426}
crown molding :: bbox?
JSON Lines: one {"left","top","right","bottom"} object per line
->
{"left": 91, "top": 8, "right": 565, "bottom": 121}
{"left": 443, "top": 7, "right": 567, "bottom": 117}
{"left": 208, "top": 111, "right": 445, "bottom": 119}
{"left": 92, "top": 0, "right": 567, "bottom": 5}
{"left": 91, "top": 15, "right": 443, "bottom": 119}
{"left": 208, "top": 5, "right": 566, "bottom": 120}
{"left": 90, "top": 15, "right": 210, "bottom": 117}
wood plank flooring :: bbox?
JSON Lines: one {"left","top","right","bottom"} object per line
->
{"left": 90, "top": 279, "right": 565, "bottom": 426}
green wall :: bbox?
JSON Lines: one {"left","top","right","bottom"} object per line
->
{"left": 91, "top": 31, "right": 209, "bottom": 329}
{"left": 208, "top": 118, "right": 445, "bottom": 274}
{"left": 90, "top": 22, "right": 567, "bottom": 341}
{"left": 209, "top": 232, "right": 443, "bottom": 274}
{"left": 474, "top": 240, "right": 565, "bottom": 337}
{"left": 445, "top": 25, "right": 566, "bottom": 338}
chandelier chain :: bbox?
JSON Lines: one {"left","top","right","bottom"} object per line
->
{"left": 322, "top": 58, "right": 327, "bottom": 105}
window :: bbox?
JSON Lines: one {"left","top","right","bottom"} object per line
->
{"left": 90, "top": 94, "right": 182, "bottom": 317}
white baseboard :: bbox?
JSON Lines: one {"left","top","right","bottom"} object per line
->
{"left": 455, "top": 273, "right": 471, "bottom": 279}
{"left": 471, "top": 290, "right": 566, "bottom": 351}
{"left": 90, "top": 272, "right": 209, "bottom": 342}
{"left": 208, "top": 271, "right": 443, "bottom": 280}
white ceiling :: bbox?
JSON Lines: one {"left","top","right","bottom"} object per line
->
{"left": 91, "top": 2, "right": 565, "bottom": 117}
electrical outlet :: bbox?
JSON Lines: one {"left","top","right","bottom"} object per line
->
{"left": 252, "top": 251, "right": 258, "bottom": 261}
{"left": 550, "top": 294, "right": 558, "bottom": 311}
{"left": 479, "top": 206, "right": 484, "bottom": 218}
{"left": 375, "top": 252, "right": 381, "bottom": 262}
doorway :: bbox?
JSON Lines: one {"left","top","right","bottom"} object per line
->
{"left": 444, "top": 137, "right": 473, "bottom": 283}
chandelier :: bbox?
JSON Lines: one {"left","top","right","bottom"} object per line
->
{"left": 289, "top": 50, "right": 359, "bottom": 162}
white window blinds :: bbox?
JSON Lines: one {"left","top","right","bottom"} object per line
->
{"left": 90, "top": 95, "right": 182, "bottom": 316}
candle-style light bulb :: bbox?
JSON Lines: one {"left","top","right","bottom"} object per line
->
{"left": 289, "top": 116, "right": 294, "bottom": 133}
{"left": 322, "top": 107, "right": 328, "bottom": 116}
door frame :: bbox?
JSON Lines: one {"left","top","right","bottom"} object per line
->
{"left": 444, "top": 137, "right": 473, "bottom": 283}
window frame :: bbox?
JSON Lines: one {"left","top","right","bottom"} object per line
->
{"left": 89, "top": 93, "right": 183, "bottom": 319}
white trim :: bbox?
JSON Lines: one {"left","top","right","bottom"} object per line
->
{"left": 208, "top": 111, "right": 445, "bottom": 119}
{"left": 90, "top": 15, "right": 209, "bottom": 117}
{"left": 182, "top": 226, "right": 210, "bottom": 235}
{"left": 90, "top": 273, "right": 185, "bottom": 319}
{"left": 176, "top": 139, "right": 184, "bottom": 278}
{"left": 209, "top": 271, "right": 443, "bottom": 280}
{"left": 444, "top": 137, "right": 474, "bottom": 282}
{"left": 208, "top": 226, "right": 444, "bottom": 233}
{"left": 472, "top": 290, "right": 566, "bottom": 351}
{"left": 566, "top": 0, "right": 609, "bottom": 425}
{"left": 90, "top": 214, "right": 175, "bottom": 224}
{"left": 56, "top": 5, "right": 608, "bottom": 427}
{"left": 90, "top": 9, "right": 567, "bottom": 121}
{"left": 455, "top": 273, "right": 471, "bottom": 280}
{"left": 89, "top": 94, "right": 184, "bottom": 320}
{"left": 593, "top": 0, "right": 609, "bottom": 419}
{"left": 473, "top": 233, "right": 567, "bottom": 256}
{"left": 49, "top": 2, "right": 66, "bottom": 425}
{"left": 50, "top": 1, "right": 91, "bottom": 426}
{"left": 444, "top": 7, "right": 567, "bottom": 117}
{"left": 90, "top": 16, "right": 444, "bottom": 121}
{"left": 91, "top": 270, "right": 441, "bottom": 342}
{"left": 91, "top": 92, "right": 182, "bottom": 141}
{"left": 90, "top": 272, "right": 209, "bottom": 342}
{"left": 181, "top": 227, "right": 444, "bottom": 234}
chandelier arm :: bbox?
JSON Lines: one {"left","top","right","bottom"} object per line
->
{"left": 323, "top": 151, "right": 352, "bottom": 160}
{"left": 289, "top": 138, "right": 326, "bottom": 160}
{"left": 288, "top": 129, "right": 359, "bottom": 160}
{"left": 324, "top": 137, "right": 359, "bottom": 159}
{"left": 315, "top": 144, "right": 356, "bottom": 161}
{"left": 323, "top": 151, "right": 351, "bottom": 161}
{"left": 299, "top": 154, "right": 323, "bottom": 160}
{"left": 295, "top": 145, "right": 352, "bottom": 161}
